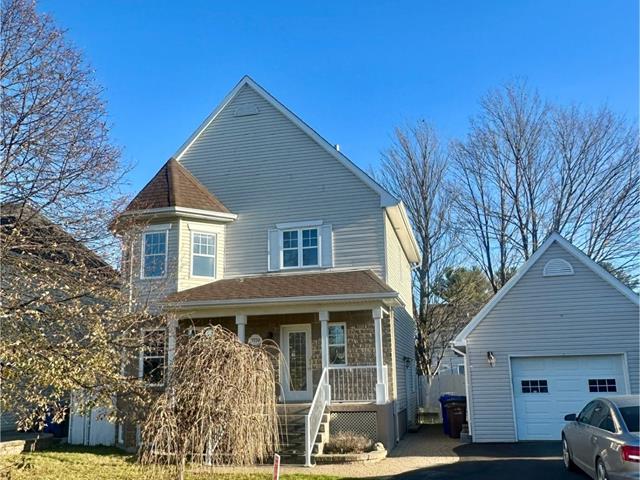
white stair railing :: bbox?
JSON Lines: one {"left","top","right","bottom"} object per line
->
{"left": 304, "top": 367, "right": 330, "bottom": 467}
{"left": 328, "top": 365, "right": 382, "bottom": 402}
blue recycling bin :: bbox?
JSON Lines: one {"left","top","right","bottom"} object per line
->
{"left": 439, "top": 395, "right": 466, "bottom": 435}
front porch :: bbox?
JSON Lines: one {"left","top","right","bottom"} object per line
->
{"left": 163, "top": 269, "right": 403, "bottom": 465}
{"left": 172, "top": 308, "right": 393, "bottom": 404}
{"left": 168, "top": 306, "right": 397, "bottom": 465}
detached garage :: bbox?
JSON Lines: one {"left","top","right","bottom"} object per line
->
{"left": 453, "top": 233, "right": 639, "bottom": 443}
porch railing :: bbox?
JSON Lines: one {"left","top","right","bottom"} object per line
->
{"left": 328, "top": 365, "right": 385, "bottom": 402}
{"left": 304, "top": 367, "right": 330, "bottom": 467}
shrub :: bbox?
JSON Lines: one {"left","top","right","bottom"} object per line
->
{"left": 323, "top": 431, "right": 373, "bottom": 454}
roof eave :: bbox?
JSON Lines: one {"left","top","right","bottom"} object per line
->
{"left": 163, "top": 291, "right": 402, "bottom": 309}
{"left": 113, "top": 207, "right": 237, "bottom": 231}
{"left": 385, "top": 202, "right": 421, "bottom": 263}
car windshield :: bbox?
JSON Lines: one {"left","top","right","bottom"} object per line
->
{"left": 619, "top": 406, "right": 639, "bottom": 432}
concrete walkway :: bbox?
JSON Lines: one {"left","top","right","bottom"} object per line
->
{"left": 212, "top": 425, "right": 460, "bottom": 478}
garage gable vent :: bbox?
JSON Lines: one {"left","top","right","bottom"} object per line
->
{"left": 543, "top": 258, "right": 574, "bottom": 277}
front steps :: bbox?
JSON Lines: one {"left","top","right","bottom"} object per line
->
{"left": 276, "top": 403, "right": 329, "bottom": 465}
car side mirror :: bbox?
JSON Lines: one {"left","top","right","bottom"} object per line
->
{"left": 564, "top": 413, "right": 576, "bottom": 421}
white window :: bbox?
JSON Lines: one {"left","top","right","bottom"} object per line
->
{"left": 328, "top": 323, "right": 347, "bottom": 365}
{"left": 282, "top": 227, "right": 319, "bottom": 268}
{"left": 142, "top": 231, "right": 167, "bottom": 278}
{"left": 191, "top": 232, "right": 216, "bottom": 278}
{"left": 140, "top": 329, "right": 166, "bottom": 386}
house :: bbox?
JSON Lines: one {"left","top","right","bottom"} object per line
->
{"left": 0, "top": 203, "right": 115, "bottom": 441}
{"left": 113, "top": 76, "right": 421, "bottom": 463}
{"left": 453, "top": 233, "right": 639, "bottom": 442}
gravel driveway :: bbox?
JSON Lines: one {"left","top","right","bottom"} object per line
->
{"left": 212, "top": 425, "right": 460, "bottom": 478}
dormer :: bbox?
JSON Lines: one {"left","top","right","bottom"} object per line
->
{"left": 114, "top": 158, "right": 236, "bottom": 298}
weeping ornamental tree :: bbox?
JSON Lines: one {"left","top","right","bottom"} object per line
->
{"left": 139, "top": 326, "right": 279, "bottom": 480}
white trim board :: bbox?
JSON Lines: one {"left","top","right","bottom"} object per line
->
{"left": 165, "top": 291, "right": 401, "bottom": 309}
{"left": 453, "top": 232, "right": 639, "bottom": 347}
{"left": 121, "top": 207, "right": 237, "bottom": 223}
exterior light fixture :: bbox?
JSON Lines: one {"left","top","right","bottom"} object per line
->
{"left": 403, "top": 356, "right": 412, "bottom": 368}
{"left": 487, "top": 351, "right": 496, "bottom": 367}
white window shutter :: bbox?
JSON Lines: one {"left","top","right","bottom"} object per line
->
{"left": 321, "top": 224, "right": 333, "bottom": 268}
{"left": 267, "top": 229, "right": 281, "bottom": 271}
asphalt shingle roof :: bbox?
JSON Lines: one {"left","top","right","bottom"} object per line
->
{"left": 124, "top": 158, "right": 229, "bottom": 214}
{"left": 165, "top": 269, "right": 396, "bottom": 304}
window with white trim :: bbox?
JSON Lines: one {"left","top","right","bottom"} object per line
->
{"left": 191, "top": 232, "right": 216, "bottom": 278}
{"left": 142, "top": 231, "right": 167, "bottom": 278}
{"left": 282, "top": 228, "right": 319, "bottom": 268}
{"left": 141, "top": 329, "right": 166, "bottom": 386}
{"left": 328, "top": 323, "right": 347, "bottom": 365}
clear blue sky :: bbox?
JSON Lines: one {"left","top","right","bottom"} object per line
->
{"left": 39, "top": 0, "right": 638, "bottom": 196}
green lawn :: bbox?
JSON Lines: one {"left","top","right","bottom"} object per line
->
{"left": 0, "top": 445, "right": 344, "bottom": 480}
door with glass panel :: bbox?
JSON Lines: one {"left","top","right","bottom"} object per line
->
{"left": 281, "top": 324, "right": 313, "bottom": 401}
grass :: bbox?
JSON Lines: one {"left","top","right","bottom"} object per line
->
{"left": 0, "top": 445, "right": 346, "bottom": 480}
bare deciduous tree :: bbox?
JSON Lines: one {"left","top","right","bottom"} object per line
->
{"left": 1, "top": 0, "right": 125, "bottom": 251}
{"left": 378, "top": 122, "right": 462, "bottom": 377}
{"left": 0, "top": 0, "right": 148, "bottom": 430}
{"left": 453, "top": 81, "right": 639, "bottom": 291}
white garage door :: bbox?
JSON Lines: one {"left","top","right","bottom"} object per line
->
{"left": 512, "top": 355, "right": 628, "bottom": 440}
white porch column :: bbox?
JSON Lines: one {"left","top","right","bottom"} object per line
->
{"left": 319, "top": 311, "right": 330, "bottom": 369}
{"left": 373, "top": 307, "right": 388, "bottom": 404}
{"left": 235, "top": 314, "right": 247, "bottom": 342}
{"left": 167, "top": 317, "right": 177, "bottom": 366}
{"left": 319, "top": 310, "right": 331, "bottom": 405}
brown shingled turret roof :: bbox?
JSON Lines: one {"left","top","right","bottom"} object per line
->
{"left": 124, "top": 158, "right": 229, "bottom": 214}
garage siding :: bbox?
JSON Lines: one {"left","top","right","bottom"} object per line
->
{"left": 466, "top": 242, "right": 639, "bottom": 443}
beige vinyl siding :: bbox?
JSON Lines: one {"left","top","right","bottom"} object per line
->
{"left": 393, "top": 307, "right": 417, "bottom": 428}
{"left": 128, "top": 220, "right": 180, "bottom": 307}
{"left": 176, "top": 219, "right": 225, "bottom": 292}
{"left": 178, "top": 84, "right": 385, "bottom": 278}
{"left": 466, "top": 242, "right": 639, "bottom": 442}
{"left": 384, "top": 212, "right": 413, "bottom": 310}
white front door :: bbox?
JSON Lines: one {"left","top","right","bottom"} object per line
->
{"left": 281, "top": 324, "right": 313, "bottom": 402}
{"left": 511, "top": 355, "right": 627, "bottom": 440}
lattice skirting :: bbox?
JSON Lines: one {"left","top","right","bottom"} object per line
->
{"left": 329, "top": 411, "right": 377, "bottom": 441}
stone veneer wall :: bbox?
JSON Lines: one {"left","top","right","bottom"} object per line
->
{"left": 119, "top": 309, "right": 397, "bottom": 451}
{"left": 184, "top": 311, "right": 396, "bottom": 401}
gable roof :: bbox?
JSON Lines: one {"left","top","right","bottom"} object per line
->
{"left": 174, "top": 76, "right": 397, "bottom": 207}
{"left": 453, "top": 232, "right": 639, "bottom": 346}
{"left": 2, "top": 202, "right": 114, "bottom": 274}
{"left": 171, "top": 75, "right": 421, "bottom": 263}
{"left": 123, "top": 158, "right": 230, "bottom": 214}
